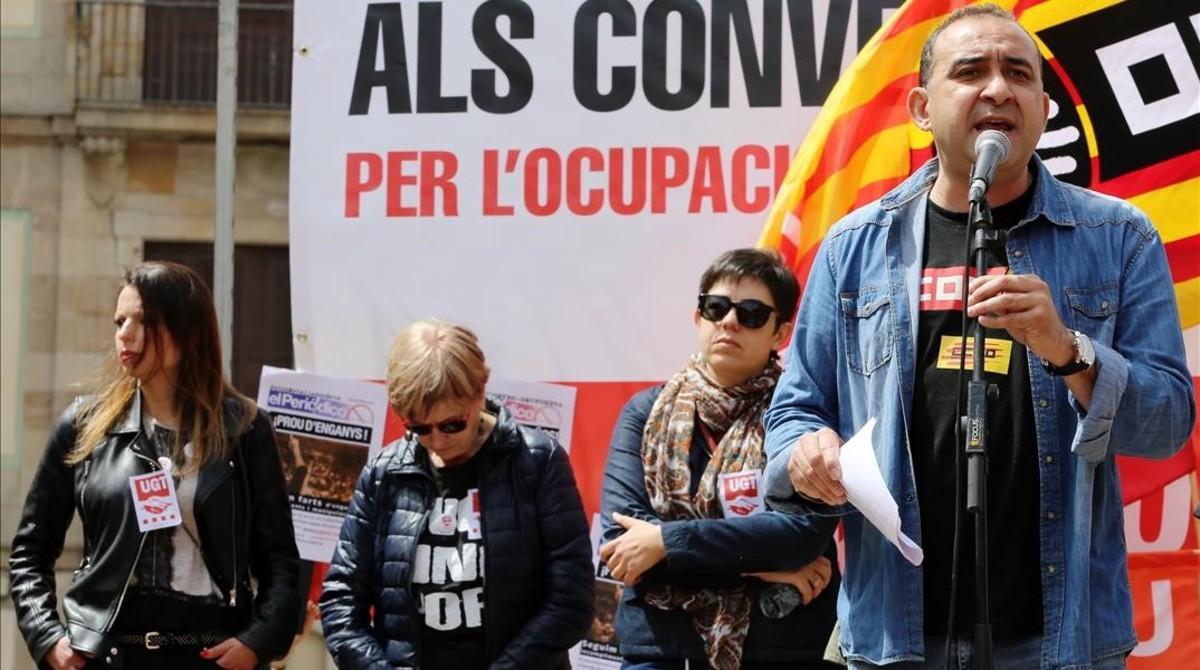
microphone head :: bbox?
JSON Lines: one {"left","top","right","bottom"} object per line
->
{"left": 968, "top": 130, "right": 1012, "bottom": 203}
{"left": 974, "top": 129, "right": 1011, "bottom": 162}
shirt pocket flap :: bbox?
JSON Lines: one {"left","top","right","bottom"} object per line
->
{"left": 840, "top": 288, "right": 889, "bottom": 318}
{"left": 839, "top": 285, "right": 894, "bottom": 376}
{"left": 1066, "top": 284, "right": 1119, "bottom": 319}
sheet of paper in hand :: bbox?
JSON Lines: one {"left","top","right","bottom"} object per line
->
{"left": 839, "top": 418, "right": 923, "bottom": 566}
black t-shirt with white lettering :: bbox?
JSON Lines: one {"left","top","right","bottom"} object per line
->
{"left": 415, "top": 449, "right": 487, "bottom": 669}
{"left": 909, "top": 179, "right": 1043, "bottom": 639}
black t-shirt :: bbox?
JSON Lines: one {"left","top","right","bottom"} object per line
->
{"left": 415, "top": 450, "right": 488, "bottom": 669}
{"left": 909, "top": 179, "right": 1043, "bottom": 639}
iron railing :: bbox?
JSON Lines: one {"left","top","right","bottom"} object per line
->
{"left": 75, "top": 0, "right": 292, "bottom": 108}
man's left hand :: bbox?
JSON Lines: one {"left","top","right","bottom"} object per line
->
{"left": 967, "top": 273, "right": 1074, "bottom": 364}
{"left": 599, "top": 512, "right": 667, "bottom": 585}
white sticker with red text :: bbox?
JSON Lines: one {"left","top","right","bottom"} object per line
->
{"left": 129, "top": 470, "right": 183, "bottom": 532}
{"left": 718, "top": 469, "right": 765, "bottom": 518}
{"left": 465, "top": 488, "right": 483, "bottom": 540}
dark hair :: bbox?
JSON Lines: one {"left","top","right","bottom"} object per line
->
{"left": 127, "top": 262, "right": 223, "bottom": 391}
{"left": 918, "top": 3, "right": 1039, "bottom": 87}
{"left": 72, "top": 261, "right": 252, "bottom": 469}
{"left": 698, "top": 248, "right": 800, "bottom": 326}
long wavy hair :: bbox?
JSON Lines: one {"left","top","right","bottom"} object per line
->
{"left": 68, "top": 262, "right": 254, "bottom": 470}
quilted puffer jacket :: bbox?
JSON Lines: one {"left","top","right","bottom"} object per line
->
{"left": 319, "top": 400, "right": 594, "bottom": 669}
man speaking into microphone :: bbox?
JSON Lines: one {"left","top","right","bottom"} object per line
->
{"left": 762, "top": 4, "right": 1193, "bottom": 669}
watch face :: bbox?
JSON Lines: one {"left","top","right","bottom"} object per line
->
{"left": 1075, "top": 331, "right": 1096, "bottom": 366}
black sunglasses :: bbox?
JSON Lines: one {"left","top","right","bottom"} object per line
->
{"left": 406, "top": 417, "right": 469, "bottom": 436}
{"left": 698, "top": 294, "right": 776, "bottom": 329}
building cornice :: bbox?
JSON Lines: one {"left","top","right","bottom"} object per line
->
{"left": 1, "top": 106, "right": 290, "bottom": 144}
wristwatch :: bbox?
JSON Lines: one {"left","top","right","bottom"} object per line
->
{"left": 1041, "top": 330, "right": 1095, "bottom": 376}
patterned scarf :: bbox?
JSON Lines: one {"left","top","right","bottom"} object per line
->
{"left": 641, "top": 354, "right": 781, "bottom": 669}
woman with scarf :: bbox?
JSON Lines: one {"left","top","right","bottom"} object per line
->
{"left": 600, "top": 248, "right": 839, "bottom": 670}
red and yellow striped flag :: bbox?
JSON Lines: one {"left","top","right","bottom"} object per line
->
{"left": 759, "top": 0, "right": 1199, "bottom": 332}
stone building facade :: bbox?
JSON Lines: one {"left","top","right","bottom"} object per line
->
{"left": 0, "top": 1, "right": 328, "bottom": 667}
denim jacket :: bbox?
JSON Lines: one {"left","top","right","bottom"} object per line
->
{"left": 762, "top": 156, "right": 1195, "bottom": 669}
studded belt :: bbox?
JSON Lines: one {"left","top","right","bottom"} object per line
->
{"left": 111, "top": 631, "right": 228, "bottom": 650}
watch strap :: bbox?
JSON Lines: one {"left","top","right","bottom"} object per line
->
{"left": 1042, "top": 330, "right": 1092, "bottom": 376}
{"left": 1041, "top": 357, "right": 1089, "bottom": 376}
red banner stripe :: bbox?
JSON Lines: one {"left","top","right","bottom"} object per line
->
{"left": 911, "top": 145, "right": 935, "bottom": 169}
{"left": 552, "top": 380, "right": 660, "bottom": 521}
{"left": 852, "top": 176, "right": 908, "bottom": 210}
{"left": 880, "top": 0, "right": 1056, "bottom": 45}
{"left": 1165, "top": 235, "right": 1200, "bottom": 284}
{"left": 801, "top": 75, "right": 919, "bottom": 199}
{"left": 1045, "top": 56, "right": 1086, "bottom": 111}
{"left": 1095, "top": 150, "right": 1200, "bottom": 200}
{"left": 778, "top": 228, "right": 799, "bottom": 267}
{"left": 881, "top": 0, "right": 959, "bottom": 42}
{"left": 1012, "top": 0, "right": 1053, "bottom": 19}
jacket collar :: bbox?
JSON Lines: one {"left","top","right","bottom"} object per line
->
{"left": 879, "top": 153, "right": 1077, "bottom": 228}
{"left": 482, "top": 399, "right": 521, "bottom": 454}
{"left": 387, "top": 397, "right": 518, "bottom": 474}
{"left": 109, "top": 390, "right": 143, "bottom": 435}
{"left": 107, "top": 388, "right": 247, "bottom": 436}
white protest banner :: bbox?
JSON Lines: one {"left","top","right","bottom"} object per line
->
{"left": 289, "top": 1, "right": 875, "bottom": 381}
{"left": 487, "top": 375, "right": 577, "bottom": 451}
{"left": 569, "top": 512, "right": 625, "bottom": 670}
{"left": 290, "top": 0, "right": 878, "bottom": 521}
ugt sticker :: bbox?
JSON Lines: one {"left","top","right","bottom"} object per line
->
{"left": 465, "top": 488, "right": 483, "bottom": 540}
{"left": 129, "top": 470, "right": 182, "bottom": 532}
{"left": 718, "top": 469, "right": 764, "bottom": 518}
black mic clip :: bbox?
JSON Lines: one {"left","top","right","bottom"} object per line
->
{"left": 970, "top": 198, "right": 1006, "bottom": 259}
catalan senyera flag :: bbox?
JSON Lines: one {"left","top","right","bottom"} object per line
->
{"left": 759, "top": 0, "right": 1198, "bottom": 333}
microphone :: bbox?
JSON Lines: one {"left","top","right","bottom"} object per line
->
{"left": 758, "top": 582, "right": 803, "bottom": 619}
{"left": 967, "top": 130, "right": 1011, "bottom": 204}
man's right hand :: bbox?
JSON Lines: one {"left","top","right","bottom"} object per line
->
{"left": 786, "top": 428, "right": 847, "bottom": 504}
{"left": 45, "top": 636, "right": 91, "bottom": 670}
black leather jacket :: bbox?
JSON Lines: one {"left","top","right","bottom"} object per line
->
{"left": 9, "top": 393, "right": 300, "bottom": 665}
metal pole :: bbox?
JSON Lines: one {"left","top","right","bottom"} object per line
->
{"left": 214, "top": 0, "right": 238, "bottom": 377}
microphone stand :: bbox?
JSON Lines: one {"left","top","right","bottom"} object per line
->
{"left": 963, "top": 193, "right": 1003, "bottom": 670}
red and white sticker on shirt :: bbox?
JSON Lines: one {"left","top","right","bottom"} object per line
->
{"left": 465, "top": 488, "right": 483, "bottom": 540}
{"left": 718, "top": 469, "right": 765, "bottom": 518}
{"left": 129, "top": 470, "right": 182, "bottom": 532}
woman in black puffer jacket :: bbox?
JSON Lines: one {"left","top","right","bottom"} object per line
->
{"left": 319, "top": 319, "right": 594, "bottom": 670}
